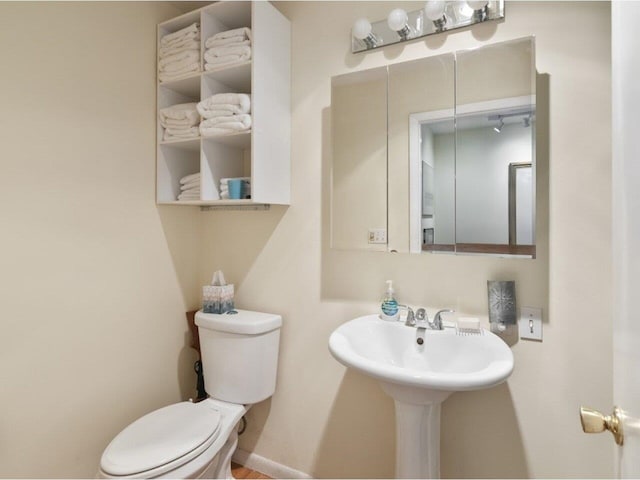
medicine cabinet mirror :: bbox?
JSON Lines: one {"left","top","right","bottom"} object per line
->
{"left": 330, "top": 37, "right": 536, "bottom": 257}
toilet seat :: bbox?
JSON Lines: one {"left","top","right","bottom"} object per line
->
{"left": 100, "top": 401, "right": 221, "bottom": 478}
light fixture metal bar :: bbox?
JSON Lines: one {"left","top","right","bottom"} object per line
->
{"left": 352, "top": 1, "right": 505, "bottom": 53}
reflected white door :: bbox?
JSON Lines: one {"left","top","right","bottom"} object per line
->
{"left": 612, "top": 1, "right": 640, "bottom": 476}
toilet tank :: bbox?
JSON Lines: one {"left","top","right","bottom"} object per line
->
{"left": 195, "top": 309, "right": 282, "bottom": 405}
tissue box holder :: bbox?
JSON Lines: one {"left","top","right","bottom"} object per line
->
{"left": 202, "top": 284, "right": 234, "bottom": 314}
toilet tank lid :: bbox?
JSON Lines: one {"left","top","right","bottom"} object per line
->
{"left": 195, "top": 309, "right": 282, "bottom": 335}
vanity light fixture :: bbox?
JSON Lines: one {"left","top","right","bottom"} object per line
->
{"left": 424, "top": 1, "right": 447, "bottom": 32}
{"left": 387, "top": 8, "right": 413, "bottom": 40}
{"left": 352, "top": 18, "right": 380, "bottom": 49}
{"left": 493, "top": 118, "right": 504, "bottom": 133}
{"left": 351, "top": 1, "right": 505, "bottom": 53}
{"left": 467, "top": 0, "right": 490, "bottom": 22}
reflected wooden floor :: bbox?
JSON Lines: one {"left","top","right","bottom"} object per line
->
{"left": 231, "top": 462, "right": 272, "bottom": 479}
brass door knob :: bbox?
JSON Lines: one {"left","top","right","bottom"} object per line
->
{"left": 579, "top": 406, "right": 624, "bottom": 445}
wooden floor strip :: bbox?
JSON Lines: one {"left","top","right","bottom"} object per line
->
{"left": 231, "top": 462, "right": 271, "bottom": 479}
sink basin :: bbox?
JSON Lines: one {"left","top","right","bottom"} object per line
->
{"left": 328, "top": 314, "right": 514, "bottom": 478}
{"left": 329, "top": 314, "right": 514, "bottom": 394}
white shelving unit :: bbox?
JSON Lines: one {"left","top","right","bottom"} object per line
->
{"left": 156, "top": 1, "right": 291, "bottom": 206}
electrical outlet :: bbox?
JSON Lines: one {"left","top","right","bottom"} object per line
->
{"left": 519, "top": 307, "right": 543, "bottom": 341}
{"left": 368, "top": 228, "right": 387, "bottom": 244}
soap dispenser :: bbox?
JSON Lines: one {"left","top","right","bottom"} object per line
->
{"left": 380, "top": 280, "right": 399, "bottom": 321}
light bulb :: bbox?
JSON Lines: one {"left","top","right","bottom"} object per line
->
{"left": 352, "top": 18, "right": 373, "bottom": 40}
{"left": 467, "top": 0, "right": 489, "bottom": 10}
{"left": 387, "top": 8, "right": 409, "bottom": 31}
{"left": 424, "top": 1, "right": 446, "bottom": 21}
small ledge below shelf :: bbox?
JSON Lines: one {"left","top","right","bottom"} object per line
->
{"left": 203, "top": 61, "right": 252, "bottom": 91}
{"left": 158, "top": 72, "right": 201, "bottom": 97}
{"left": 159, "top": 137, "right": 200, "bottom": 151}
{"left": 201, "top": 130, "right": 251, "bottom": 149}
{"left": 158, "top": 199, "right": 270, "bottom": 211}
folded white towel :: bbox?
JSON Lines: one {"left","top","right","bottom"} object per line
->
{"left": 159, "top": 63, "right": 200, "bottom": 82}
{"left": 163, "top": 127, "right": 199, "bottom": 141}
{"left": 201, "top": 114, "right": 252, "bottom": 130}
{"left": 199, "top": 106, "right": 249, "bottom": 118}
{"left": 197, "top": 93, "right": 251, "bottom": 115}
{"left": 205, "top": 55, "right": 250, "bottom": 69}
{"left": 200, "top": 123, "right": 250, "bottom": 137}
{"left": 159, "top": 103, "right": 199, "bottom": 127}
{"left": 205, "top": 37, "right": 250, "bottom": 49}
{"left": 205, "top": 27, "right": 252, "bottom": 48}
{"left": 159, "top": 49, "right": 199, "bottom": 70}
{"left": 161, "top": 23, "right": 200, "bottom": 46}
{"left": 181, "top": 180, "right": 200, "bottom": 191}
{"left": 180, "top": 172, "right": 201, "bottom": 185}
{"left": 205, "top": 45, "right": 251, "bottom": 62}
{"left": 160, "top": 51, "right": 200, "bottom": 73}
{"left": 159, "top": 39, "right": 200, "bottom": 57}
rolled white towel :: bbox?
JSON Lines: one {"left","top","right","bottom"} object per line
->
{"left": 159, "top": 103, "right": 199, "bottom": 127}
{"left": 197, "top": 93, "right": 251, "bottom": 115}
{"left": 180, "top": 172, "right": 200, "bottom": 185}
{"left": 201, "top": 114, "right": 251, "bottom": 130}
{"left": 205, "top": 27, "right": 252, "bottom": 48}
{"left": 161, "top": 23, "right": 200, "bottom": 47}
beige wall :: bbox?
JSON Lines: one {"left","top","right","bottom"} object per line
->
{"left": 0, "top": 2, "right": 201, "bottom": 477}
{"left": 201, "top": 1, "right": 613, "bottom": 478}
{"left": 0, "top": 1, "right": 612, "bottom": 479}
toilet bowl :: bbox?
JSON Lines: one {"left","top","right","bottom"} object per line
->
{"left": 98, "top": 310, "right": 282, "bottom": 479}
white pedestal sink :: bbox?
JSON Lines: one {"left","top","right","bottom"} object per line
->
{"left": 328, "top": 314, "right": 514, "bottom": 479}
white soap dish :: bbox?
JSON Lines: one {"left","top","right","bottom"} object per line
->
{"left": 456, "top": 317, "right": 483, "bottom": 335}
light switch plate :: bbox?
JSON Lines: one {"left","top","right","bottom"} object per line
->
{"left": 519, "top": 307, "right": 543, "bottom": 341}
{"left": 368, "top": 228, "right": 387, "bottom": 244}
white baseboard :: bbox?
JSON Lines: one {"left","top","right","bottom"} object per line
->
{"left": 232, "top": 448, "right": 312, "bottom": 479}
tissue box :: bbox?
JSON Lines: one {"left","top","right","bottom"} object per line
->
{"left": 202, "top": 284, "right": 234, "bottom": 314}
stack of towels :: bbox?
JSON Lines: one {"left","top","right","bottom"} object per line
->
{"left": 204, "top": 27, "right": 252, "bottom": 71}
{"left": 178, "top": 172, "right": 200, "bottom": 201}
{"left": 159, "top": 23, "right": 201, "bottom": 82}
{"left": 159, "top": 103, "right": 200, "bottom": 141}
{"left": 220, "top": 177, "right": 251, "bottom": 200}
{"left": 197, "top": 93, "right": 251, "bottom": 137}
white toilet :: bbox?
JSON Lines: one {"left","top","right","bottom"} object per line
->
{"left": 98, "top": 309, "right": 282, "bottom": 479}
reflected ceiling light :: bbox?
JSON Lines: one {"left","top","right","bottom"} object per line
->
{"left": 387, "top": 8, "right": 412, "bottom": 40}
{"left": 467, "top": 0, "right": 489, "bottom": 21}
{"left": 523, "top": 115, "right": 531, "bottom": 128}
{"left": 352, "top": 18, "right": 380, "bottom": 49}
{"left": 424, "top": 1, "right": 447, "bottom": 31}
{"left": 493, "top": 118, "right": 504, "bottom": 133}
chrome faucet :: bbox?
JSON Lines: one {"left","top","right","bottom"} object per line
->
{"left": 429, "top": 309, "right": 455, "bottom": 330}
{"left": 398, "top": 305, "right": 416, "bottom": 326}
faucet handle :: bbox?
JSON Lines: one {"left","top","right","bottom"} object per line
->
{"left": 398, "top": 304, "right": 416, "bottom": 326}
{"left": 432, "top": 309, "right": 455, "bottom": 330}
